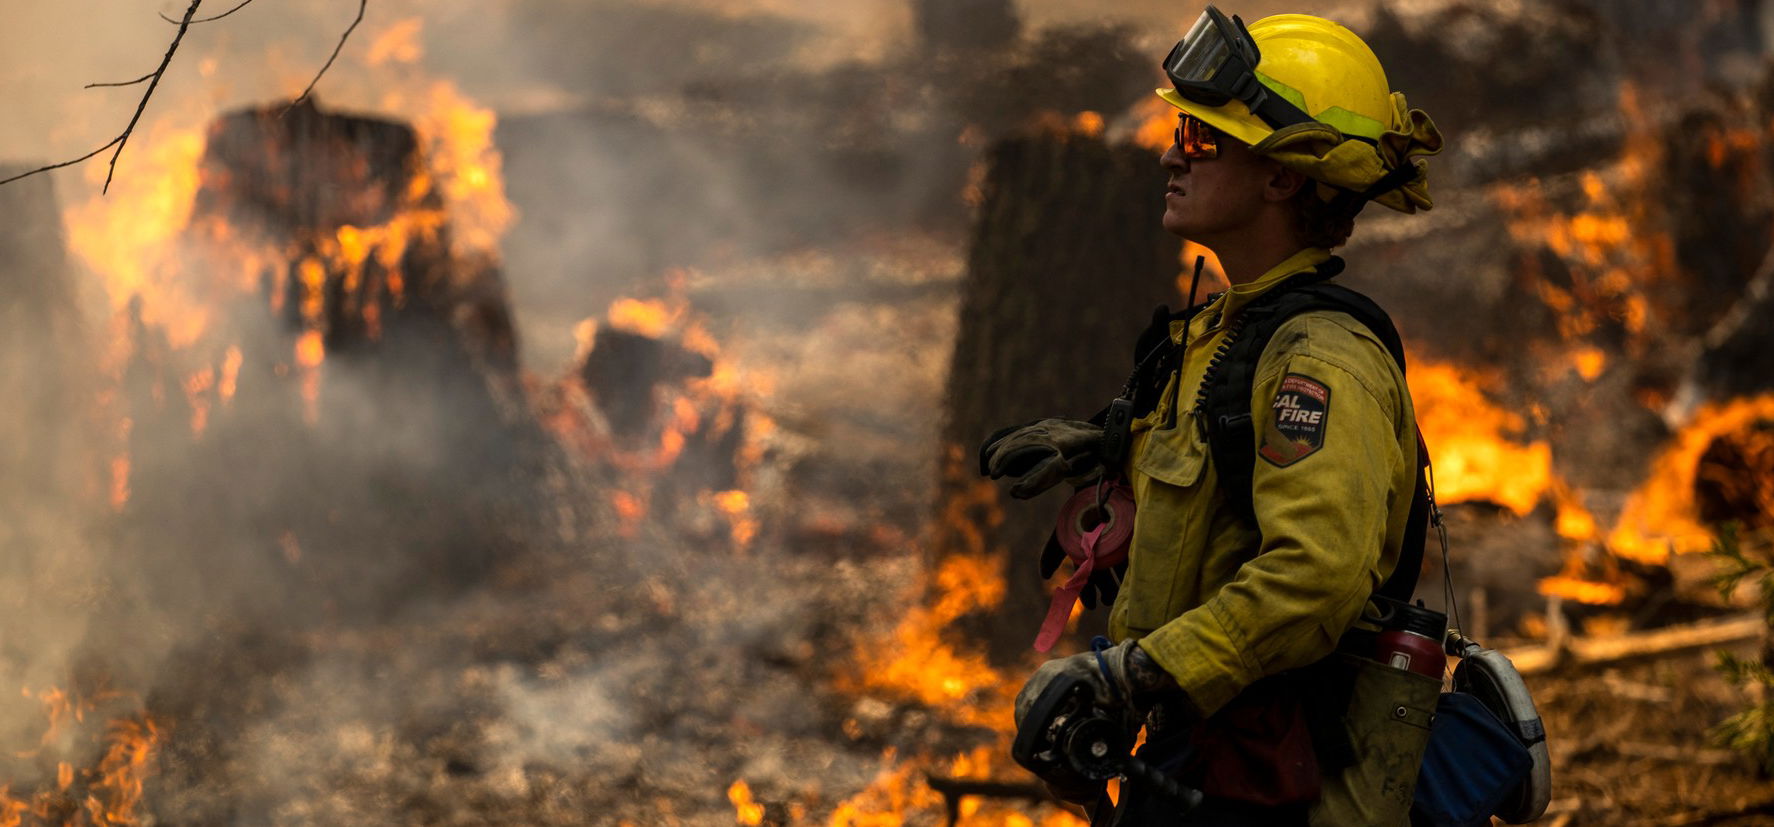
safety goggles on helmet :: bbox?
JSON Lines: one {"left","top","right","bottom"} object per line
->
{"left": 1163, "top": 5, "right": 1316, "bottom": 132}
{"left": 1175, "top": 114, "right": 1219, "bottom": 160}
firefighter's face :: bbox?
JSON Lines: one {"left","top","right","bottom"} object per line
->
{"left": 1159, "top": 117, "right": 1286, "bottom": 241}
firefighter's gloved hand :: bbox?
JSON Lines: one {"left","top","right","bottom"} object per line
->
{"left": 978, "top": 419, "right": 1103, "bottom": 499}
{"left": 1013, "top": 642, "right": 1135, "bottom": 805}
{"left": 1040, "top": 531, "right": 1126, "bottom": 609}
{"left": 1014, "top": 639, "right": 1143, "bottom": 733}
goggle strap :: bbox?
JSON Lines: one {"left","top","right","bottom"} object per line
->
{"left": 1231, "top": 14, "right": 1260, "bottom": 64}
{"left": 1247, "top": 92, "right": 1316, "bottom": 131}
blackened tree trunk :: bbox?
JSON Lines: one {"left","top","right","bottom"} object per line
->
{"left": 937, "top": 133, "right": 1181, "bottom": 661}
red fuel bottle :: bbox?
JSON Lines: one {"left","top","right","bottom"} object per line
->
{"left": 1375, "top": 601, "right": 1447, "bottom": 679}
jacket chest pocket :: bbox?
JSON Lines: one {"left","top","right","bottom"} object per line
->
{"left": 1134, "top": 415, "right": 1207, "bottom": 488}
{"left": 1123, "top": 415, "right": 1211, "bottom": 631}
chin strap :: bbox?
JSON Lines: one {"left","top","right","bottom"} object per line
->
{"left": 1328, "top": 158, "right": 1423, "bottom": 217}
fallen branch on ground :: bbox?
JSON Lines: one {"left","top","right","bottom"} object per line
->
{"left": 1503, "top": 613, "right": 1766, "bottom": 675}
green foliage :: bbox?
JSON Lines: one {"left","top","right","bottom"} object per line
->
{"left": 1709, "top": 524, "right": 1774, "bottom": 774}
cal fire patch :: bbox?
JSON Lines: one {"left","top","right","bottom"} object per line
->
{"left": 1259, "top": 374, "right": 1330, "bottom": 466}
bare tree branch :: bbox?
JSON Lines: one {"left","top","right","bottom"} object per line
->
{"left": 159, "top": 0, "right": 256, "bottom": 25}
{"left": 0, "top": 137, "right": 125, "bottom": 188}
{"left": 0, "top": 0, "right": 205, "bottom": 193}
{"left": 85, "top": 72, "right": 156, "bottom": 90}
{"left": 284, "top": 0, "right": 367, "bottom": 116}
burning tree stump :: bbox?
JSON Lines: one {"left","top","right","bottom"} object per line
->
{"left": 1696, "top": 423, "right": 1774, "bottom": 532}
{"left": 196, "top": 98, "right": 517, "bottom": 365}
{"left": 104, "top": 99, "right": 570, "bottom": 620}
{"left": 581, "top": 327, "right": 714, "bottom": 438}
{"left": 939, "top": 133, "right": 1180, "bottom": 659}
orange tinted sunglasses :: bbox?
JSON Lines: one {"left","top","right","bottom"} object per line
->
{"left": 1175, "top": 114, "right": 1220, "bottom": 160}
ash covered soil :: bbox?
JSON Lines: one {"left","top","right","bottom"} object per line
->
{"left": 137, "top": 546, "right": 1774, "bottom": 826}
{"left": 145, "top": 538, "right": 942, "bottom": 825}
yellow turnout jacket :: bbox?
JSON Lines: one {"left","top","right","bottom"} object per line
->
{"left": 1107, "top": 246, "right": 1419, "bottom": 717}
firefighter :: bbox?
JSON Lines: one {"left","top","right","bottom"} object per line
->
{"left": 982, "top": 8, "right": 1445, "bottom": 825}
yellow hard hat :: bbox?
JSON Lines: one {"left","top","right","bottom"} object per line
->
{"left": 1156, "top": 8, "right": 1443, "bottom": 213}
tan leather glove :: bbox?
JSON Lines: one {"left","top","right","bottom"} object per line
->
{"left": 979, "top": 419, "right": 1103, "bottom": 499}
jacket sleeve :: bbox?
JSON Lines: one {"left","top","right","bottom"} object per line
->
{"left": 1138, "top": 314, "right": 1407, "bottom": 716}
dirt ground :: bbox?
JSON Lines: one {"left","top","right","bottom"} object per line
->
{"left": 1529, "top": 642, "right": 1774, "bottom": 826}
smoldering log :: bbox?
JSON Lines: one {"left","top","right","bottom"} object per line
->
{"left": 580, "top": 327, "right": 713, "bottom": 438}
{"left": 1503, "top": 612, "right": 1765, "bottom": 675}
{"left": 1695, "top": 423, "right": 1774, "bottom": 530}
{"left": 938, "top": 133, "right": 1180, "bottom": 658}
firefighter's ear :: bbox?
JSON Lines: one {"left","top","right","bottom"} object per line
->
{"left": 1263, "top": 163, "right": 1308, "bottom": 203}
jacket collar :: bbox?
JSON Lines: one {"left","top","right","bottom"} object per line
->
{"left": 1174, "top": 246, "right": 1334, "bottom": 343}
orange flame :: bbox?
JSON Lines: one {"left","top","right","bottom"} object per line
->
{"left": 824, "top": 448, "right": 1090, "bottom": 825}
{"left": 1028, "top": 110, "right": 1106, "bottom": 140}
{"left": 1551, "top": 484, "right": 1598, "bottom": 542}
{"left": 4, "top": 687, "right": 161, "bottom": 826}
{"left": 1072, "top": 111, "right": 1105, "bottom": 138}
{"left": 829, "top": 745, "right": 1085, "bottom": 827}
{"left": 1176, "top": 242, "right": 1225, "bottom": 299}
{"left": 87, "top": 718, "right": 161, "bottom": 824}
{"left": 1569, "top": 345, "right": 1606, "bottom": 382}
{"left": 1606, "top": 394, "right": 1774, "bottom": 563}
{"left": 606, "top": 298, "right": 682, "bottom": 339}
{"left": 611, "top": 490, "right": 646, "bottom": 537}
{"left": 842, "top": 551, "right": 1012, "bottom": 723}
{"left": 1131, "top": 95, "right": 1178, "bottom": 154}
{"left": 294, "top": 330, "right": 326, "bottom": 423}
{"left": 1537, "top": 575, "right": 1628, "bottom": 606}
{"left": 727, "top": 780, "right": 765, "bottom": 826}
{"left": 713, "top": 489, "right": 759, "bottom": 550}
{"left": 183, "top": 368, "right": 216, "bottom": 435}
{"left": 108, "top": 454, "right": 131, "bottom": 512}
{"left": 1410, "top": 360, "right": 1553, "bottom": 515}
{"left": 366, "top": 18, "right": 424, "bottom": 67}
{"left": 385, "top": 81, "right": 516, "bottom": 256}
{"left": 1490, "top": 82, "right": 1675, "bottom": 351}
{"left": 64, "top": 125, "right": 212, "bottom": 347}
{"left": 218, "top": 346, "right": 243, "bottom": 402}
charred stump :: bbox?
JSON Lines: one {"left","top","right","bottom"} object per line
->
{"left": 196, "top": 98, "right": 517, "bottom": 365}
{"left": 581, "top": 328, "right": 714, "bottom": 438}
{"left": 939, "top": 134, "right": 1180, "bottom": 659}
{"left": 108, "top": 100, "right": 563, "bottom": 622}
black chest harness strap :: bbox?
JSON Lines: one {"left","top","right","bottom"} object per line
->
{"left": 1113, "top": 256, "right": 1432, "bottom": 602}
